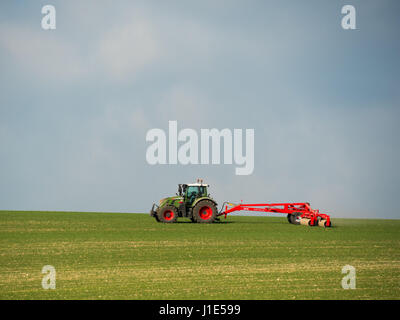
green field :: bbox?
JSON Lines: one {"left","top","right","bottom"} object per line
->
{"left": 0, "top": 211, "right": 399, "bottom": 299}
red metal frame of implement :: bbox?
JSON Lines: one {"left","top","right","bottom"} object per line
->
{"left": 219, "top": 202, "right": 331, "bottom": 227}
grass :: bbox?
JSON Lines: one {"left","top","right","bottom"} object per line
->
{"left": 0, "top": 210, "right": 399, "bottom": 299}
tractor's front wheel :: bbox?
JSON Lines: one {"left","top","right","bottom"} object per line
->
{"left": 192, "top": 200, "right": 217, "bottom": 223}
{"left": 157, "top": 205, "right": 178, "bottom": 223}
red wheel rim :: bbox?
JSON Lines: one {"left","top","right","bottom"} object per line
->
{"left": 163, "top": 210, "right": 174, "bottom": 221}
{"left": 199, "top": 206, "right": 212, "bottom": 220}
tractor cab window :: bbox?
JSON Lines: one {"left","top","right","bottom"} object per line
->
{"left": 185, "top": 186, "right": 207, "bottom": 203}
{"left": 199, "top": 186, "right": 207, "bottom": 196}
{"left": 186, "top": 186, "right": 199, "bottom": 198}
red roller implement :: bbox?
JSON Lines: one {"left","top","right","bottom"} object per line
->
{"left": 218, "top": 202, "right": 331, "bottom": 227}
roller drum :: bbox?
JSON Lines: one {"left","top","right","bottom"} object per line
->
{"left": 318, "top": 219, "right": 332, "bottom": 227}
{"left": 300, "top": 218, "right": 311, "bottom": 226}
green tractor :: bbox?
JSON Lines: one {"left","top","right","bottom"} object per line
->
{"left": 150, "top": 181, "right": 219, "bottom": 223}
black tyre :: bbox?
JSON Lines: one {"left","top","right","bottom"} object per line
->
{"left": 154, "top": 214, "right": 161, "bottom": 222}
{"left": 287, "top": 214, "right": 292, "bottom": 223}
{"left": 289, "top": 212, "right": 302, "bottom": 225}
{"left": 314, "top": 216, "right": 323, "bottom": 227}
{"left": 192, "top": 200, "right": 217, "bottom": 223}
{"left": 157, "top": 205, "right": 178, "bottom": 223}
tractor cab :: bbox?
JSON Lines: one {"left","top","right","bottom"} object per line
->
{"left": 179, "top": 183, "right": 209, "bottom": 205}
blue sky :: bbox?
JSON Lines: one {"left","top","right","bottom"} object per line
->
{"left": 0, "top": 0, "right": 399, "bottom": 218}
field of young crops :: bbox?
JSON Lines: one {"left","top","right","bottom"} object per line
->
{"left": 0, "top": 211, "right": 399, "bottom": 299}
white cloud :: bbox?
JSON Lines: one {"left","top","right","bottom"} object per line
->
{"left": 131, "top": 107, "right": 152, "bottom": 133}
{"left": 97, "top": 20, "right": 159, "bottom": 79}
{"left": 0, "top": 25, "right": 88, "bottom": 80}
{"left": 155, "top": 84, "right": 216, "bottom": 128}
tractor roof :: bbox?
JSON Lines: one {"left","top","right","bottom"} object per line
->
{"left": 186, "top": 183, "right": 209, "bottom": 187}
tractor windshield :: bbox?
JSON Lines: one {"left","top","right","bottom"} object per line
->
{"left": 186, "top": 186, "right": 199, "bottom": 198}
{"left": 186, "top": 186, "right": 207, "bottom": 198}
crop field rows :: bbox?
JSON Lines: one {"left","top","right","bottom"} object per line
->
{"left": 0, "top": 211, "right": 399, "bottom": 299}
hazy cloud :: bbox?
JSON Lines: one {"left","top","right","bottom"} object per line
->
{"left": 0, "top": 0, "right": 399, "bottom": 218}
{"left": 97, "top": 20, "right": 159, "bottom": 79}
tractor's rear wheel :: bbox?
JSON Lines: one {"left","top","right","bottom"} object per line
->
{"left": 157, "top": 205, "right": 178, "bottom": 223}
{"left": 289, "top": 212, "right": 302, "bottom": 225}
{"left": 192, "top": 200, "right": 217, "bottom": 223}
